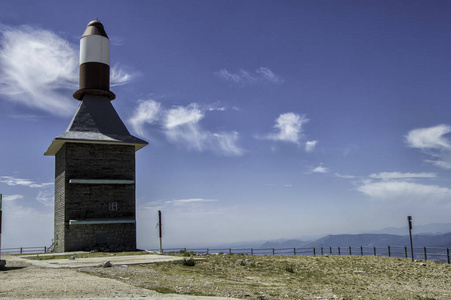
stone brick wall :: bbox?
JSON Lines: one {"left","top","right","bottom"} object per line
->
{"left": 54, "top": 145, "right": 67, "bottom": 253}
{"left": 65, "top": 223, "right": 136, "bottom": 252}
{"left": 54, "top": 142, "right": 137, "bottom": 252}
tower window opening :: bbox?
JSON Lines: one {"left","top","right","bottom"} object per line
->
{"left": 109, "top": 201, "right": 117, "bottom": 211}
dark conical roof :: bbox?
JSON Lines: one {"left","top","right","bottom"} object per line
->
{"left": 82, "top": 20, "right": 109, "bottom": 38}
{"left": 45, "top": 95, "right": 147, "bottom": 156}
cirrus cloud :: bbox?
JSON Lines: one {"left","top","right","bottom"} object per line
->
{"left": 258, "top": 113, "right": 318, "bottom": 153}
{"left": 405, "top": 124, "right": 451, "bottom": 169}
{"left": 305, "top": 140, "right": 318, "bottom": 153}
{"left": 311, "top": 163, "right": 329, "bottom": 174}
{"left": 266, "top": 113, "right": 308, "bottom": 144}
{"left": 215, "top": 67, "right": 284, "bottom": 86}
{"left": 165, "top": 198, "right": 218, "bottom": 205}
{"left": 129, "top": 100, "right": 161, "bottom": 136}
{"left": 128, "top": 100, "right": 244, "bottom": 156}
{"left": 369, "top": 172, "right": 436, "bottom": 181}
{"left": 0, "top": 25, "right": 135, "bottom": 117}
{"left": 357, "top": 181, "right": 451, "bottom": 203}
{"left": 2, "top": 194, "right": 24, "bottom": 201}
{"left": 352, "top": 170, "right": 449, "bottom": 205}
{"left": 0, "top": 176, "right": 53, "bottom": 188}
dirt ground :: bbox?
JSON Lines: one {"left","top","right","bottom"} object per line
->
{"left": 0, "top": 254, "right": 238, "bottom": 300}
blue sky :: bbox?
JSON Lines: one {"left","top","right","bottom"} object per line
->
{"left": 1, "top": 0, "right": 451, "bottom": 249}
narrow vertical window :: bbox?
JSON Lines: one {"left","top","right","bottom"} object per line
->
{"left": 109, "top": 202, "right": 117, "bottom": 211}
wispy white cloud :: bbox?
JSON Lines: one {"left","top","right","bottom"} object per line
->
{"left": 212, "top": 132, "right": 243, "bottom": 156}
{"left": 215, "top": 69, "right": 243, "bottom": 84}
{"left": 165, "top": 104, "right": 204, "bottom": 129}
{"left": 405, "top": 124, "right": 451, "bottom": 169}
{"left": 348, "top": 167, "right": 448, "bottom": 205}
{"left": 305, "top": 140, "right": 318, "bottom": 153}
{"left": 128, "top": 100, "right": 245, "bottom": 156}
{"left": 335, "top": 173, "right": 358, "bottom": 179}
{"left": 357, "top": 181, "right": 451, "bottom": 203}
{"left": 0, "top": 176, "right": 53, "bottom": 188}
{"left": 215, "top": 67, "right": 284, "bottom": 86}
{"left": 0, "top": 25, "right": 135, "bottom": 116}
{"left": 165, "top": 198, "right": 218, "bottom": 205}
{"left": 311, "top": 163, "right": 329, "bottom": 174}
{"left": 110, "top": 64, "right": 136, "bottom": 87}
{"left": 0, "top": 26, "right": 78, "bottom": 116}
{"left": 406, "top": 124, "right": 451, "bottom": 149}
{"left": 255, "top": 67, "right": 284, "bottom": 84}
{"left": 339, "top": 127, "right": 451, "bottom": 203}
{"left": 2, "top": 194, "right": 24, "bottom": 201}
{"left": 262, "top": 112, "right": 309, "bottom": 145}
{"left": 129, "top": 100, "right": 161, "bottom": 137}
{"left": 36, "top": 190, "right": 53, "bottom": 207}
{"left": 369, "top": 172, "right": 436, "bottom": 181}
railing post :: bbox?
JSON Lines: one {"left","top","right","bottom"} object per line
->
{"left": 293, "top": 248, "right": 296, "bottom": 255}
{"left": 321, "top": 247, "right": 323, "bottom": 255}
{"left": 349, "top": 246, "right": 352, "bottom": 256}
{"left": 424, "top": 247, "right": 427, "bottom": 261}
{"left": 338, "top": 247, "right": 341, "bottom": 255}
{"left": 373, "top": 247, "right": 376, "bottom": 256}
{"left": 20, "top": 247, "right": 22, "bottom": 254}
{"left": 360, "top": 246, "right": 363, "bottom": 256}
{"left": 330, "top": 247, "right": 332, "bottom": 255}
{"left": 272, "top": 248, "right": 275, "bottom": 255}
{"left": 251, "top": 248, "right": 253, "bottom": 255}
{"left": 447, "top": 248, "right": 450, "bottom": 264}
{"left": 313, "top": 248, "right": 316, "bottom": 256}
{"left": 405, "top": 246, "right": 408, "bottom": 258}
{"left": 229, "top": 248, "right": 232, "bottom": 255}
{"left": 44, "top": 246, "right": 47, "bottom": 253}
{"left": 388, "top": 246, "right": 391, "bottom": 257}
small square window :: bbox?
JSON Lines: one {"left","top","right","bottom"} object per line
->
{"left": 109, "top": 202, "right": 117, "bottom": 211}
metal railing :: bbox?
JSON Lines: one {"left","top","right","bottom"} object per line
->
{"left": 0, "top": 246, "right": 49, "bottom": 254}
{"left": 157, "top": 245, "right": 451, "bottom": 264}
{"left": 2, "top": 245, "right": 449, "bottom": 263}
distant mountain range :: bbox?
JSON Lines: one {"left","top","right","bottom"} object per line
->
{"left": 370, "top": 223, "right": 451, "bottom": 235}
{"left": 191, "top": 223, "right": 451, "bottom": 250}
{"left": 259, "top": 223, "right": 451, "bottom": 249}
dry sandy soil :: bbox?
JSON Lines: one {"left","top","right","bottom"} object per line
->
{"left": 0, "top": 254, "right": 238, "bottom": 300}
{"left": 2, "top": 252, "right": 451, "bottom": 300}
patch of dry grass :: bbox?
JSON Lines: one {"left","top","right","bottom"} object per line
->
{"left": 80, "top": 253, "right": 451, "bottom": 299}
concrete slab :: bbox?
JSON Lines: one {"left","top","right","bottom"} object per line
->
{"left": 20, "top": 254, "right": 186, "bottom": 268}
{"left": 1, "top": 254, "right": 239, "bottom": 300}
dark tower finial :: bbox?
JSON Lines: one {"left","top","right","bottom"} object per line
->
{"left": 73, "top": 20, "right": 115, "bottom": 101}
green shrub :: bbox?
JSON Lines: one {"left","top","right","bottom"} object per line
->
{"left": 182, "top": 258, "right": 196, "bottom": 266}
{"left": 285, "top": 265, "right": 295, "bottom": 273}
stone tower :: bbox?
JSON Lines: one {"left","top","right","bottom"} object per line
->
{"left": 45, "top": 21, "right": 147, "bottom": 252}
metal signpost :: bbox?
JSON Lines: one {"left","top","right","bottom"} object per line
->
{"left": 0, "top": 194, "right": 5, "bottom": 269}
{"left": 408, "top": 216, "right": 414, "bottom": 262}
{"left": 158, "top": 210, "right": 163, "bottom": 254}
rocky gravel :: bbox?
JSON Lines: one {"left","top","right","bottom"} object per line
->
{"left": 2, "top": 252, "right": 451, "bottom": 300}
{"left": 0, "top": 254, "right": 238, "bottom": 299}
